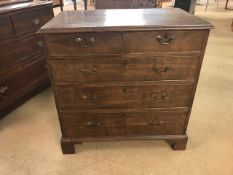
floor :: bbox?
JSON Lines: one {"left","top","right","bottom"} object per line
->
{"left": 1, "top": 1, "right": 233, "bottom": 175}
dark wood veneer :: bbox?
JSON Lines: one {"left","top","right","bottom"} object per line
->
{"left": 39, "top": 9, "right": 213, "bottom": 154}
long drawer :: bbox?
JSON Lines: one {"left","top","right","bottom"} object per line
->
{"left": 61, "top": 109, "right": 187, "bottom": 138}
{"left": 46, "top": 32, "right": 124, "bottom": 56}
{"left": 0, "top": 54, "right": 47, "bottom": 107}
{"left": 49, "top": 56, "right": 198, "bottom": 83}
{"left": 55, "top": 82, "right": 193, "bottom": 111}
{"left": 0, "top": 35, "right": 45, "bottom": 71}
{"left": 127, "top": 30, "right": 205, "bottom": 53}
{"left": 11, "top": 7, "right": 54, "bottom": 35}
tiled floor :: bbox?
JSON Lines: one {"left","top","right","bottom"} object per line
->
{"left": 1, "top": 2, "right": 233, "bottom": 175}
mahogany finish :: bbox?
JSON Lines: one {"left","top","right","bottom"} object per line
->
{"left": 39, "top": 9, "right": 213, "bottom": 154}
{"left": 0, "top": 1, "right": 54, "bottom": 118}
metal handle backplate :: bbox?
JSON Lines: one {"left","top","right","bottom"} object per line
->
{"left": 82, "top": 94, "right": 98, "bottom": 102}
{"left": 156, "top": 35, "right": 173, "bottom": 45}
{"left": 153, "top": 66, "right": 172, "bottom": 73}
{"left": 80, "top": 68, "right": 98, "bottom": 75}
{"left": 32, "top": 18, "right": 40, "bottom": 25}
{"left": 0, "top": 86, "right": 8, "bottom": 93}
{"left": 86, "top": 121, "right": 102, "bottom": 127}
{"left": 151, "top": 92, "right": 167, "bottom": 101}
{"left": 74, "top": 37, "right": 95, "bottom": 48}
{"left": 36, "top": 41, "right": 44, "bottom": 48}
{"left": 147, "top": 120, "right": 165, "bottom": 127}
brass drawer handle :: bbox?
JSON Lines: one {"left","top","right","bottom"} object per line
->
{"left": 86, "top": 121, "right": 102, "bottom": 127}
{"left": 74, "top": 37, "right": 82, "bottom": 43}
{"left": 82, "top": 94, "right": 98, "bottom": 102}
{"left": 156, "top": 35, "right": 173, "bottom": 45}
{"left": 153, "top": 66, "right": 171, "bottom": 73}
{"left": 32, "top": 18, "right": 40, "bottom": 25}
{"left": 0, "top": 85, "right": 8, "bottom": 100}
{"left": 0, "top": 85, "right": 8, "bottom": 93}
{"left": 147, "top": 120, "right": 165, "bottom": 127}
{"left": 151, "top": 92, "right": 167, "bottom": 101}
{"left": 74, "top": 37, "right": 95, "bottom": 48}
{"left": 80, "top": 68, "right": 98, "bottom": 75}
{"left": 36, "top": 41, "right": 44, "bottom": 48}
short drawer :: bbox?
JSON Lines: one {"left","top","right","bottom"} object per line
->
{"left": 61, "top": 109, "right": 187, "bottom": 138}
{"left": 0, "top": 54, "right": 47, "bottom": 105}
{"left": 0, "top": 35, "right": 46, "bottom": 72}
{"left": 46, "top": 32, "right": 124, "bottom": 56}
{"left": 127, "top": 30, "right": 205, "bottom": 53}
{"left": 49, "top": 56, "right": 198, "bottom": 83}
{"left": 11, "top": 7, "right": 53, "bottom": 35}
{"left": 55, "top": 82, "right": 193, "bottom": 111}
{"left": 0, "top": 16, "right": 13, "bottom": 40}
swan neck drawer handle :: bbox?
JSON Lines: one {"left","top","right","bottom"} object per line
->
{"left": 156, "top": 35, "right": 173, "bottom": 45}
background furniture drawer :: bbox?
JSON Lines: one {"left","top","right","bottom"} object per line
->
{"left": 46, "top": 32, "right": 124, "bottom": 56}
{"left": 61, "top": 109, "right": 187, "bottom": 138}
{"left": 0, "top": 35, "right": 45, "bottom": 71}
{"left": 0, "top": 55, "right": 47, "bottom": 104}
{"left": 127, "top": 30, "right": 205, "bottom": 53}
{"left": 0, "top": 16, "right": 12, "bottom": 40}
{"left": 11, "top": 7, "right": 53, "bottom": 35}
{"left": 56, "top": 82, "right": 193, "bottom": 110}
{"left": 49, "top": 56, "right": 198, "bottom": 83}
{"left": 0, "top": 66, "right": 25, "bottom": 103}
{"left": 22, "top": 54, "right": 48, "bottom": 84}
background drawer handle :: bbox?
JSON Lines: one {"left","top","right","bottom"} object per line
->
{"left": 147, "top": 120, "right": 165, "bottom": 127}
{"left": 0, "top": 85, "right": 8, "bottom": 100}
{"left": 151, "top": 92, "right": 167, "bottom": 101}
{"left": 36, "top": 41, "right": 44, "bottom": 48}
{"left": 80, "top": 68, "right": 98, "bottom": 75}
{"left": 0, "top": 85, "right": 8, "bottom": 93}
{"left": 32, "top": 18, "right": 40, "bottom": 25}
{"left": 74, "top": 37, "right": 95, "bottom": 48}
{"left": 153, "top": 66, "right": 171, "bottom": 73}
{"left": 82, "top": 94, "right": 98, "bottom": 102}
{"left": 156, "top": 35, "right": 173, "bottom": 45}
{"left": 86, "top": 121, "right": 102, "bottom": 127}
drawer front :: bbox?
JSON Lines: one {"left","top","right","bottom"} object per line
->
{"left": 49, "top": 56, "right": 198, "bottom": 83}
{"left": 55, "top": 82, "right": 193, "bottom": 110}
{"left": 46, "top": 32, "right": 124, "bottom": 56}
{"left": 22, "top": 54, "right": 48, "bottom": 84}
{"left": 61, "top": 110, "right": 187, "bottom": 138}
{"left": 0, "top": 66, "right": 26, "bottom": 103}
{"left": 95, "top": 0, "right": 131, "bottom": 9}
{"left": 11, "top": 7, "right": 53, "bottom": 35}
{"left": 0, "top": 16, "right": 13, "bottom": 40}
{"left": 0, "top": 35, "right": 46, "bottom": 71}
{"left": 127, "top": 30, "right": 205, "bottom": 53}
{"left": 0, "top": 55, "right": 47, "bottom": 104}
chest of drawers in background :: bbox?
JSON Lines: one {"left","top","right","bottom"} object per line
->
{"left": 0, "top": 2, "right": 54, "bottom": 118}
{"left": 39, "top": 9, "right": 213, "bottom": 154}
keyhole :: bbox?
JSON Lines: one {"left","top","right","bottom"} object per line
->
{"left": 123, "top": 88, "right": 127, "bottom": 93}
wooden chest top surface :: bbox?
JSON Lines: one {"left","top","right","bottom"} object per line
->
{"left": 39, "top": 8, "right": 214, "bottom": 34}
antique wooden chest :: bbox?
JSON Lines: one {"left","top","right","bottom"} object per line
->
{"left": 39, "top": 9, "right": 213, "bottom": 154}
{"left": 0, "top": 1, "right": 54, "bottom": 118}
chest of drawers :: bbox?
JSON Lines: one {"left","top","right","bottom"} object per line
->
{"left": 39, "top": 9, "right": 213, "bottom": 154}
{"left": 0, "top": 2, "right": 54, "bottom": 118}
